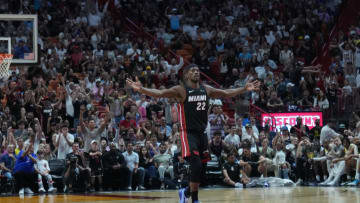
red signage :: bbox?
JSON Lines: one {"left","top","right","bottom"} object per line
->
{"left": 261, "top": 112, "right": 323, "bottom": 130}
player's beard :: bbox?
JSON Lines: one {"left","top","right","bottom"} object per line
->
{"left": 191, "top": 77, "right": 199, "bottom": 83}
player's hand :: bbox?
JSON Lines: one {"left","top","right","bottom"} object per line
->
{"left": 126, "top": 76, "right": 142, "bottom": 92}
{"left": 245, "top": 80, "right": 261, "bottom": 92}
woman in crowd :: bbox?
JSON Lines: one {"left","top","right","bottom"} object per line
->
{"left": 139, "top": 146, "right": 157, "bottom": 186}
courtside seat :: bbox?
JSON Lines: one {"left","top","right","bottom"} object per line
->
{"left": 49, "top": 159, "right": 66, "bottom": 191}
{"left": 206, "top": 154, "right": 223, "bottom": 186}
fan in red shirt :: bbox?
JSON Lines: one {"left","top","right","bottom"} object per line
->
{"left": 119, "top": 112, "right": 137, "bottom": 132}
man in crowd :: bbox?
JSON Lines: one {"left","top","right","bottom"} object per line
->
{"left": 79, "top": 106, "right": 110, "bottom": 152}
{"left": 222, "top": 153, "right": 249, "bottom": 188}
{"left": 64, "top": 142, "right": 91, "bottom": 192}
{"left": 153, "top": 143, "right": 174, "bottom": 189}
{"left": 102, "top": 142, "right": 130, "bottom": 190}
{"left": 122, "top": 142, "right": 145, "bottom": 190}
{"left": 320, "top": 119, "right": 341, "bottom": 145}
{"left": 240, "top": 140, "right": 266, "bottom": 178}
{"left": 55, "top": 124, "right": 74, "bottom": 159}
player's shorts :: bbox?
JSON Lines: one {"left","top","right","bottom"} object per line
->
{"left": 180, "top": 130, "right": 210, "bottom": 162}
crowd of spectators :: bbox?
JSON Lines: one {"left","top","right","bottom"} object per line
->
{"left": 1, "top": 0, "right": 360, "bottom": 196}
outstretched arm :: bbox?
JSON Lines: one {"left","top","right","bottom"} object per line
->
{"left": 126, "top": 77, "right": 184, "bottom": 100}
{"left": 205, "top": 80, "right": 261, "bottom": 98}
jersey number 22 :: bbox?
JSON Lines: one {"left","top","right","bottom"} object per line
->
{"left": 196, "top": 102, "right": 206, "bottom": 111}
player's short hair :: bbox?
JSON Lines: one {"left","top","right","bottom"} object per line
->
{"left": 183, "top": 64, "right": 198, "bottom": 73}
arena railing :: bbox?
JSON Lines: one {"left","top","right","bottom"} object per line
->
{"left": 249, "top": 103, "right": 277, "bottom": 131}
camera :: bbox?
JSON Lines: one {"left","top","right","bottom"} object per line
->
{"left": 68, "top": 154, "right": 78, "bottom": 167}
{"left": 179, "top": 163, "right": 190, "bottom": 175}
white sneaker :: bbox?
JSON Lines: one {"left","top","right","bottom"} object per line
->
{"left": 38, "top": 187, "right": 46, "bottom": 193}
{"left": 320, "top": 176, "right": 333, "bottom": 186}
{"left": 48, "top": 187, "right": 57, "bottom": 193}
{"left": 160, "top": 183, "right": 165, "bottom": 190}
{"left": 19, "top": 188, "right": 24, "bottom": 195}
{"left": 24, "top": 188, "right": 34, "bottom": 194}
{"left": 235, "top": 182, "right": 243, "bottom": 188}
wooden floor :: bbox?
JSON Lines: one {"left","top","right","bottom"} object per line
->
{"left": 1, "top": 187, "right": 360, "bottom": 203}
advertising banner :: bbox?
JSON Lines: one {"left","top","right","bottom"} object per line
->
{"left": 261, "top": 112, "right": 323, "bottom": 130}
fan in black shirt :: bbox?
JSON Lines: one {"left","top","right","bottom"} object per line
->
{"left": 240, "top": 140, "right": 266, "bottom": 178}
{"left": 222, "top": 153, "right": 249, "bottom": 188}
{"left": 88, "top": 140, "right": 103, "bottom": 191}
{"left": 290, "top": 117, "right": 310, "bottom": 139}
{"left": 102, "top": 143, "right": 131, "bottom": 190}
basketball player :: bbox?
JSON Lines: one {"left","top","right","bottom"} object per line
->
{"left": 126, "top": 64, "right": 260, "bottom": 203}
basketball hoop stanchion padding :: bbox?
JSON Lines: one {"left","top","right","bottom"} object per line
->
{"left": 0, "top": 54, "right": 13, "bottom": 80}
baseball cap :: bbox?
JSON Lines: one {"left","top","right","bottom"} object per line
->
{"left": 212, "top": 99, "right": 223, "bottom": 106}
{"left": 91, "top": 140, "right": 98, "bottom": 145}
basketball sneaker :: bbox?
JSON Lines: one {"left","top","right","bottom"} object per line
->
{"left": 178, "top": 188, "right": 189, "bottom": 203}
{"left": 347, "top": 179, "right": 359, "bottom": 186}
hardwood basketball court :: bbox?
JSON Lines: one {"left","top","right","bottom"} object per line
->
{"left": 1, "top": 187, "right": 359, "bottom": 203}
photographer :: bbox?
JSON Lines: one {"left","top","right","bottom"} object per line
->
{"left": 64, "top": 142, "right": 91, "bottom": 193}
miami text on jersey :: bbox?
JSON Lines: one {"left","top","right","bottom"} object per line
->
{"left": 188, "top": 95, "right": 207, "bottom": 102}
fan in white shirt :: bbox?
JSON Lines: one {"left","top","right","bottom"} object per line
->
{"left": 161, "top": 57, "right": 184, "bottom": 76}
{"left": 224, "top": 126, "right": 241, "bottom": 148}
{"left": 279, "top": 45, "right": 294, "bottom": 66}
{"left": 320, "top": 120, "right": 341, "bottom": 145}
{"left": 35, "top": 150, "right": 57, "bottom": 193}
{"left": 242, "top": 124, "right": 259, "bottom": 152}
{"left": 55, "top": 124, "right": 74, "bottom": 159}
{"left": 87, "top": 1, "right": 108, "bottom": 27}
